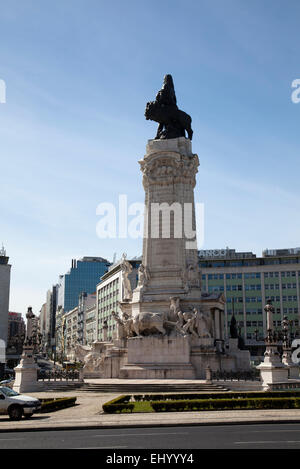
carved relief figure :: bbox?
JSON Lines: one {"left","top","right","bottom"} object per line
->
{"left": 169, "top": 297, "right": 181, "bottom": 322}
{"left": 112, "top": 311, "right": 126, "bottom": 339}
{"left": 132, "top": 312, "right": 166, "bottom": 336}
{"left": 193, "top": 309, "right": 212, "bottom": 338}
{"left": 175, "top": 307, "right": 212, "bottom": 339}
{"left": 137, "top": 264, "right": 150, "bottom": 288}
{"left": 112, "top": 310, "right": 135, "bottom": 338}
{"left": 74, "top": 343, "right": 104, "bottom": 375}
{"left": 121, "top": 255, "right": 133, "bottom": 300}
{"left": 186, "top": 262, "right": 201, "bottom": 288}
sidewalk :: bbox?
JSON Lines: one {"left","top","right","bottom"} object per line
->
{"left": 1, "top": 390, "right": 300, "bottom": 432}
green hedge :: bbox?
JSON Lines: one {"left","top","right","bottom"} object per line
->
{"left": 102, "top": 395, "right": 134, "bottom": 414}
{"left": 39, "top": 397, "right": 77, "bottom": 413}
{"left": 136, "top": 391, "right": 300, "bottom": 402}
{"left": 151, "top": 397, "right": 300, "bottom": 412}
{"left": 103, "top": 392, "right": 300, "bottom": 414}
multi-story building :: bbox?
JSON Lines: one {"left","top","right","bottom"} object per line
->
{"left": 54, "top": 306, "right": 65, "bottom": 363}
{"left": 50, "top": 284, "right": 58, "bottom": 351}
{"left": 6, "top": 312, "right": 26, "bottom": 368}
{"left": 64, "top": 306, "right": 78, "bottom": 361}
{"left": 45, "top": 289, "right": 53, "bottom": 352}
{"left": 199, "top": 247, "right": 300, "bottom": 353}
{"left": 85, "top": 304, "right": 97, "bottom": 346}
{"left": 7, "top": 312, "right": 25, "bottom": 343}
{"left": 77, "top": 292, "right": 96, "bottom": 345}
{"left": 39, "top": 285, "right": 59, "bottom": 356}
{"left": 38, "top": 303, "right": 47, "bottom": 352}
{"left": 57, "top": 257, "right": 110, "bottom": 313}
{"left": 54, "top": 295, "right": 97, "bottom": 360}
{"left": 96, "top": 258, "right": 141, "bottom": 342}
{"left": 0, "top": 245, "right": 11, "bottom": 374}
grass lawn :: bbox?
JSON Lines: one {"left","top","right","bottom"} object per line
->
{"left": 131, "top": 401, "right": 154, "bottom": 413}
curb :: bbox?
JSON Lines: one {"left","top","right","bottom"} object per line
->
{"left": 2, "top": 418, "right": 300, "bottom": 433}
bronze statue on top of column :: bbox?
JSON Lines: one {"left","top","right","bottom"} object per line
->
{"left": 145, "top": 74, "right": 193, "bottom": 140}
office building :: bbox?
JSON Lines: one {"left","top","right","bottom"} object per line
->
{"left": 64, "top": 306, "right": 78, "bottom": 361}
{"left": 85, "top": 304, "right": 97, "bottom": 346}
{"left": 6, "top": 312, "right": 26, "bottom": 368}
{"left": 77, "top": 292, "right": 96, "bottom": 345}
{"left": 200, "top": 247, "right": 300, "bottom": 353}
{"left": 57, "top": 257, "right": 110, "bottom": 313}
{"left": 96, "top": 257, "right": 141, "bottom": 341}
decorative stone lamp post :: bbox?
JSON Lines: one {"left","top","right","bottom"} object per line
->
{"left": 257, "top": 299, "right": 289, "bottom": 390}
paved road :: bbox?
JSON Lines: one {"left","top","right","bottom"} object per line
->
{"left": 1, "top": 423, "right": 300, "bottom": 449}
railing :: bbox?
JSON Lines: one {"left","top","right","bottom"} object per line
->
{"left": 269, "top": 382, "right": 300, "bottom": 391}
{"left": 212, "top": 370, "right": 260, "bottom": 381}
{"left": 37, "top": 369, "right": 80, "bottom": 381}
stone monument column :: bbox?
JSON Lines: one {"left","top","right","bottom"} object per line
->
{"left": 116, "top": 74, "right": 230, "bottom": 379}
{"left": 131, "top": 137, "right": 202, "bottom": 316}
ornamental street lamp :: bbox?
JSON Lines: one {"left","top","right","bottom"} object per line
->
{"left": 280, "top": 315, "right": 299, "bottom": 377}
{"left": 264, "top": 298, "right": 275, "bottom": 344}
{"left": 281, "top": 316, "right": 290, "bottom": 348}
{"left": 257, "top": 299, "right": 289, "bottom": 390}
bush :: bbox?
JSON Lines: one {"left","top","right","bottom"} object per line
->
{"left": 133, "top": 391, "right": 300, "bottom": 402}
{"left": 40, "top": 397, "right": 77, "bottom": 413}
{"left": 103, "top": 393, "right": 300, "bottom": 414}
{"left": 102, "top": 395, "right": 134, "bottom": 413}
{"left": 151, "top": 397, "right": 300, "bottom": 413}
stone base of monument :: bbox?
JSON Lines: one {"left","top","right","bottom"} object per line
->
{"left": 287, "top": 365, "right": 300, "bottom": 380}
{"left": 119, "top": 335, "right": 195, "bottom": 379}
{"left": 227, "top": 338, "right": 252, "bottom": 371}
{"left": 257, "top": 344, "right": 289, "bottom": 390}
{"left": 80, "top": 341, "right": 128, "bottom": 379}
{"left": 282, "top": 349, "right": 300, "bottom": 380}
{"left": 119, "top": 363, "right": 195, "bottom": 379}
{"left": 257, "top": 363, "right": 289, "bottom": 390}
{"left": 13, "top": 346, "right": 43, "bottom": 393}
{"left": 13, "top": 366, "right": 43, "bottom": 393}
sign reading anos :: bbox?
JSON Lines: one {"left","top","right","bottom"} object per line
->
{"left": 198, "top": 249, "right": 228, "bottom": 257}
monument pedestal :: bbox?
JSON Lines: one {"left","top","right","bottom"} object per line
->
{"left": 257, "top": 344, "right": 289, "bottom": 390}
{"left": 282, "top": 348, "right": 300, "bottom": 380}
{"left": 129, "top": 137, "right": 202, "bottom": 316}
{"left": 227, "top": 338, "right": 251, "bottom": 371}
{"left": 119, "top": 335, "right": 195, "bottom": 379}
{"left": 111, "top": 135, "right": 249, "bottom": 380}
{"left": 13, "top": 346, "right": 42, "bottom": 393}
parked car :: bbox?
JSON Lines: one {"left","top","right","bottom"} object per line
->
{"left": 0, "top": 378, "right": 14, "bottom": 389}
{"left": 0, "top": 386, "right": 41, "bottom": 421}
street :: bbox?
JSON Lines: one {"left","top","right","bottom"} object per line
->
{"left": 1, "top": 423, "right": 300, "bottom": 449}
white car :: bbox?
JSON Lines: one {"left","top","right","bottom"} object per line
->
{"left": 0, "top": 386, "right": 41, "bottom": 421}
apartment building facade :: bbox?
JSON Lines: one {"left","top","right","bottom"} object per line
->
{"left": 96, "top": 258, "right": 141, "bottom": 342}
{"left": 200, "top": 248, "right": 300, "bottom": 349}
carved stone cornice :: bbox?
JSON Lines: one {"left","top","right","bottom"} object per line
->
{"left": 139, "top": 151, "right": 199, "bottom": 188}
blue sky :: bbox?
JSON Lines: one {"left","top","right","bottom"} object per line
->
{"left": 1, "top": 0, "right": 300, "bottom": 314}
